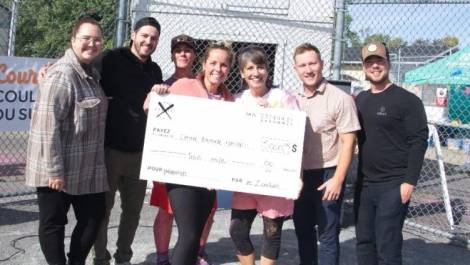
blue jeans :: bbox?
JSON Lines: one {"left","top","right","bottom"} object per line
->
{"left": 293, "top": 167, "right": 345, "bottom": 265}
{"left": 355, "top": 182, "right": 409, "bottom": 265}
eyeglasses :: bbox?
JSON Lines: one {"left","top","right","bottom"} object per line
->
{"left": 76, "top": 35, "right": 103, "bottom": 45}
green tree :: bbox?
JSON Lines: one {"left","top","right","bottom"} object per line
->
{"left": 344, "top": 14, "right": 361, "bottom": 48}
{"left": 0, "top": 0, "right": 10, "bottom": 55}
{"left": 362, "top": 33, "right": 405, "bottom": 49}
{"left": 411, "top": 38, "right": 431, "bottom": 47}
{"left": 14, "top": 0, "right": 116, "bottom": 58}
{"left": 388, "top": 37, "right": 406, "bottom": 49}
{"left": 363, "top": 33, "right": 391, "bottom": 45}
{"left": 441, "top": 35, "right": 459, "bottom": 47}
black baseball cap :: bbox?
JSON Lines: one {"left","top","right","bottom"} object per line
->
{"left": 133, "top": 17, "right": 161, "bottom": 33}
{"left": 171, "top": 34, "right": 196, "bottom": 52}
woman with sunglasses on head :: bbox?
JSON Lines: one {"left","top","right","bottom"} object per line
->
{"left": 25, "top": 15, "right": 107, "bottom": 265}
{"left": 229, "top": 46, "right": 299, "bottom": 265}
{"left": 144, "top": 40, "right": 234, "bottom": 265}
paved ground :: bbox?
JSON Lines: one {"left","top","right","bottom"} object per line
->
{"left": 1, "top": 191, "right": 469, "bottom": 265}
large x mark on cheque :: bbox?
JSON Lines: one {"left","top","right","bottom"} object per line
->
{"left": 140, "top": 93, "right": 306, "bottom": 199}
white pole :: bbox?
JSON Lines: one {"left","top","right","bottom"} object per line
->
{"left": 428, "top": 124, "right": 455, "bottom": 229}
{"left": 7, "top": 0, "right": 18, "bottom": 56}
{"left": 397, "top": 47, "right": 401, "bottom": 85}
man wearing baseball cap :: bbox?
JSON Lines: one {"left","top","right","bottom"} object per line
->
{"left": 171, "top": 34, "right": 196, "bottom": 52}
{"left": 93, "top": 16, "right": 164, "bottom": 265}
{"left": 354, "top": 42, "right": 428, "bottom": 265}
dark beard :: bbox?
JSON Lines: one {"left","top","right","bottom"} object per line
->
{"left": 133, "top": 42, "right": 152, "bottom": 61}
{"left": 366, "top": 72, "right": 389, "bottom": 86}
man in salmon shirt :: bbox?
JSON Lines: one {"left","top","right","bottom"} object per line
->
{"left": 292, "top": 43, "right": 360, "bottom": 265}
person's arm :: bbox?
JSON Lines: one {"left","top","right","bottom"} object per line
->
{"left": 29, "top": 70, "right": 72, "bottom": 190}
{"left": 37, "top": 62, "right": 54, "bottom": 84}
{"left": 318, "top": 132, "right": 356, "bottom": 200}
{"left": 401, "top": 95, "right": 429, "bottom": 203}
{"left": 143, "top": 84, "right": 170, "bottom": 113}
{"left": 92, "top": 48, "right": 109, "bottom": 76}
{"left": 153, "top": 63, "right": 164, "bottom": 85}
{"left": 97, "top": 49, "right": 113, "bottom": 96}
{"left": 142, "top": 63, "right": 166, "bottom": 113}
{"left": 318, "top": 92, "right": 360, "bottom": 200}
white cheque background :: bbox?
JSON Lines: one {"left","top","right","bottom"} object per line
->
{"left": 140, "top": 93, "right": 306, "bottom": 199}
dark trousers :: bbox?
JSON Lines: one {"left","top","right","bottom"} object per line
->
{"left": 354, "top": 182, "right": 409, "bottom": 265}
{"left": 37, "top": 187, "right": 106, "bottom": 265}
{"left": 293, "top": 167, "right": 344, "bottom": 265}
{"left": 166, "top": 184, "right": 215, "bottom": 265}
{"left": 94, "top": 148, "right": 147, "bottom": 264}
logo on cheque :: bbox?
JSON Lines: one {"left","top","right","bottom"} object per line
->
{"left": 156, "top": 102, "right": 175, "bottom": 120}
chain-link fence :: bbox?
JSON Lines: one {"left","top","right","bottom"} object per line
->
{"left": 0, "top": 1, "right": 25, "bottom": 198}
{"left": 0, "top": 2, "right": 10, "bottom": 55}
{"left": 0, "top": 0, "right": 117, "bottom": 58}
{"left": 342, "top": 0, "right": 470, "bottom": 243}
{"left": 1, "top": 0, "right": 470, "bottom": 245}
{"left": 0, "top": 0, "right": 118, "bottom": 198}
{"left": 413, "top": 123, "right": 470, "bottom": 241}
{"left": 131, "top": 0, "right": 335, "bottom": 95}
{"left": 0, "top": 131, "right": 29, "bottom": 198}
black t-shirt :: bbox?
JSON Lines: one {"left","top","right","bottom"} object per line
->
{"left": 355, "top": 84, "right": 428, "bottom": 185}
{"left": 100, "top": 47, "right": 163, "bottom": 152}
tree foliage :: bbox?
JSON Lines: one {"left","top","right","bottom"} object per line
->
{"left": 441, "top": 35, "right": 459, "bottom": 47}
{"left": 14, "top": 0, "right": 116, "bottom": 58}
{"left": 344, "top": 15, "right": 460, "bottom": 50}
{"left": 363, "top": 34, "right": 406, "bottom": 48}
{"left": 344, "top": 14, "right": 361, "bottom": 48}
{"left": 407, "top": 37, "right": 459, "bottom": 48}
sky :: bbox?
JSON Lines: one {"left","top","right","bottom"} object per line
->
{"left": 348, "top": 3, "right": 470, "bottom": 47}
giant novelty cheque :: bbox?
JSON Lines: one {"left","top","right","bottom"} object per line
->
{"left": 140, "top": 93, "right": 306, "bottom": 199}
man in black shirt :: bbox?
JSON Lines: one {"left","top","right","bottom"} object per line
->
{"left": 354, "top": 42, "right": 428, "bottom": 265}
{"left": 93, "top": 17, "right": 163, "bottom": 265}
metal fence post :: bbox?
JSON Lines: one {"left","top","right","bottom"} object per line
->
{"left": 332, "top": 0, "right": 345, "bottom": 80}
{"left": 7, "top": 0, "right": 18, "bottom": 56}
{"left": 115, "top": 0, "right": 128, "bottom": 48}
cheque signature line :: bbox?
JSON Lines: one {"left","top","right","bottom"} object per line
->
{"left": 150, "top": 150, "right": 186, "bottom": 156}
{"left": 230, "top": 160, "right": 254, "bottom": 167}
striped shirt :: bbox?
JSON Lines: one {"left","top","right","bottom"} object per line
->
{"left": 25, "top": 49, "right": 109, "bottom": 195}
